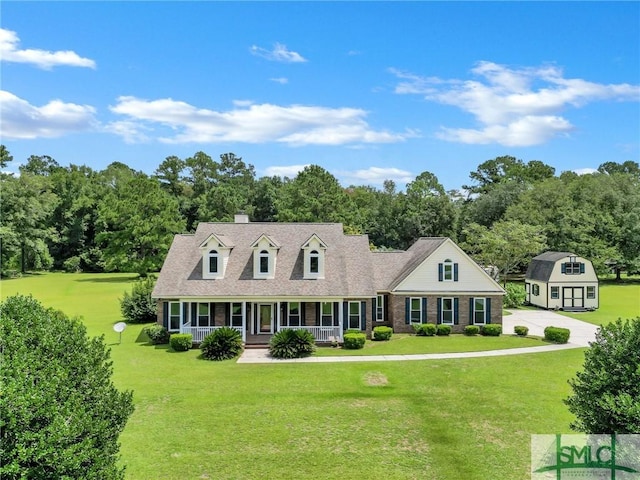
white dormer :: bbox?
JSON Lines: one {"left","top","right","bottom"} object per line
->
{"left": 251, "top": 234, "right": 280, "bottom": 279}
{"left": 302, "top": 234, "right": 327, "bottom": 279}
{"left": 199, "top": 233, "right": 234, "bottom": 279}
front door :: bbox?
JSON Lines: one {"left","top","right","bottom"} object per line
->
{"left": 563, "top": 287, "right": 584, "bottom": 309}
{"left": 258, "top": 304, "right": 274, "bottom": 334}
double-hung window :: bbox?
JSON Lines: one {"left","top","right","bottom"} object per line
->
{"left": 309, "top": 250, "right": 320, "bottom": 274}
{"left": 587, "top": 286, "right": 596, "bottom": 299}
{"left": 231, "top": 303, "right": 243, "bottom": 327}
{"left": 410, "top": 297, "right": 422, "bottom": 323}
{"left": 375, "top": 295, "right": 385, "bottom": 322}
{"left": 259, "top": 250, "right": 270, "bottom": 274}
{"left": 348, "top": 301, "right": 361, "bottom": 330}
{"left": 208, "top": 250, "right": 219, "bottom": 274}
{"left": 169, "top": 302, "right": 181, "bottom": 331}
{"left": 321, "top": 302, "right": 334, "bottom": 326}
{"left": 197, "top": 303, "right": 210, "bottom": 327}
{"left": 473, "top": 298, "right": 486, "bottom": 324}
{"left": 288, "top": 302, "right": 301, "bottom": 326}
{"left": 550, "top": 286, "right": 559, "bottom": 299}
{"left": 441, "top": 298, "right": 454, "bottom": 325}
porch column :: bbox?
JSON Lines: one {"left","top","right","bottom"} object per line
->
{"left": 241, "top": 301, "right": 247, "bottom": 343}
{"left": 179, "top": 301, "right": 185, "bottom": 334}
{"left": 338, "top": 300, "right": 344, "bottom": 340}
{"left": 276, "top": 301, "right": 281, "bottom": 333}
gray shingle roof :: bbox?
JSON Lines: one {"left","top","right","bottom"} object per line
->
{"left": 152, "top": 222, "right": 376, "bottom": 299}
{"left": 525, "top": 251, "right": 575, "bottom": 282}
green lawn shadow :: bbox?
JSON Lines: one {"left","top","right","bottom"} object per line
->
{"left": 75, "top": 275, "right": 140, "bottom": 283}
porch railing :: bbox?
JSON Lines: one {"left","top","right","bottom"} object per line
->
{"left": 287, "top": 326, "right": 342, "bottom": 342}
{"left": 182, "top": 324, "right": 243, "bottom": 343}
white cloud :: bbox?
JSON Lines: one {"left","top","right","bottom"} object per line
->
{"left": 573, "top": 167, "right": 598, "bottom": 175}
{"left": 0, "top": 28, "right": 96, "bottom": 69}
{"left": 339, "top": 166, "right": 414, "bottom": 185}
{"left": 0, "top": 90, "right": 97, "bottom": 139}
{"left": 108, "top": 96, "right": 415, "bottom": 146}
{"left": 270, "top": 77, "right": 289, "bottom": 84}
{"left": 250, "top": 43, "right": 307, "bottom": 63}
{"left": 263, "top": 164, "right": 309, "bottom": 178}
{"left": 392, "top": 61, "right": 640, "bottom": 147}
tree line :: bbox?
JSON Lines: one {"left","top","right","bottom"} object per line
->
{"left": 1, "top": 145, "right": 638, "bottom": 280}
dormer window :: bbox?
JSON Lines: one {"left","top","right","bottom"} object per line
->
{"left": 259, "top": 250, "right": 270, "bottom": 274}
{"left": 302, "top": 234, "right": 327, "bottom": 279}
{"left": 309, "top": 250, "right": 320, "bottom": 274}
{"left": 208, "top": 250, "right": 219, "bottom": 274}
{"left": 438, "top": 259, "right": 458, "bottom": 282}
{"left": 251, "top": 234, "right": 279, "bottom": 279}
{"left": 200, "top": 234, "right": 233, "bottom": 279}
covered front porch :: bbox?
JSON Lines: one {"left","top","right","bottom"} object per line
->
{"left": 164, "top": 298, "right": 365, "bottom": 344}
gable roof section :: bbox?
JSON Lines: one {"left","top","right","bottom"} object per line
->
{"left": 199, "top": 233, "right": 235, "bottom": 249}
{"left": 153, "top": 222, "right": 375, "bottom": 299}
{"left": 525, "top": 251, "right": 574, "bottom": 282}
{"left": 383, "top": 238, "right": 447, "bottom": 291}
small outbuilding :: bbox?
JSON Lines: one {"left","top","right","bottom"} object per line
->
{"left": 525, "top": 252, "right": 599, "bottom": 311}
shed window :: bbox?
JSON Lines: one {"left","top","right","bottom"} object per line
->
{"left": 563, "top": 262, "right": 584, "bottom": 275}
{"left": 551, "top": 287, "right": 559, "bottom": 299}
{"left": 532, "top": 284, "right": 540, "bottom": 296}
{"left": 587, "top": 286, "right": 596, "bottom": 299}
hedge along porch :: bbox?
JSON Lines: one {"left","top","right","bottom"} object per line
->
{"left": 158, "top": 298, "right": 372, "bottom": 343}
{"left": 152, "top": 217, "right": 504, "bottom": 344}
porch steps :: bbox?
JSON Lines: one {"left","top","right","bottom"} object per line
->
{"left": 244, "top": 343, "right": 270, "bottom": 349}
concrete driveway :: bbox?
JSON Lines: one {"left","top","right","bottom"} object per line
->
{"left": 503, "top": 309, "right": 600, "bottom": 347}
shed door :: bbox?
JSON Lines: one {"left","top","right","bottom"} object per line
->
{"left": 563, "top": 287, "right": 584, "bottom": 309}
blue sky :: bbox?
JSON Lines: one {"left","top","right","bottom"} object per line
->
{"left": 1, "top": 1, "right": 639, "bottom": 190}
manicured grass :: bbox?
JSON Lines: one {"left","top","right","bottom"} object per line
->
{"left": 2, "top": 273, "right": 587, "bottom": 479}
{"left": 560, "top": 282, "right": 640, "bottom": 326}
{"left": 315, "top": 333, "right": 546, "bottom": 356}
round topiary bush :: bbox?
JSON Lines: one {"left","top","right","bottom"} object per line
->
{"left": 464, "top": 325, "right": 480, "bottom": 336}
{"left": 414, "top": 323, "right": 436, "bottom": 336}
{"left": 144, "top": 324, "right": 170, "bottom": 344}
{"left": 481, "top": 324, "right": 502, "bottom": 337}
{"left": 436, "top": 324, "right": 451, "bottom": 336}
{"left": 169, "top": 333, "right": 192, "bottom": 352}
{"left": 269, "top": 329, "right": 316, "bottom": 359}
{"left": 372, "top": 326, "right": 393, "bottom": 341}
{"left": 343, "top": 332, "right": 366, "bottom": 349}
{"left": 200, "top": 327, "right": 243, "bottom": 361}
{"left": 514, "top": 325, "right": 529, "bottom": 337}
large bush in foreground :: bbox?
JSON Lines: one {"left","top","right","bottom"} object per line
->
{"left": 201, "top": 327, "right": 243, "bottom": 361}
{"left": 0, "top": 295, "right": 134, "bottom": 479}
{"left": 120, "top": 276, "right": 157, "bottom": 323}
{"left": 504, "top": 283, "right": 526, "bottom": 308}
{"left": 565, "top": 318, "right": 640, "bottom": 433}
{"left": 269, "top": 329, "right": 316, "bottom": 359}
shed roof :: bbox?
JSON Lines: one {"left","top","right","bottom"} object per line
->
{"left": 525, "top": 251, "right": 575, "bottom": 282}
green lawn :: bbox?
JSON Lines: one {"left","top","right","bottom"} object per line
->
{"left": 560, "top": 281, "right": 640, "bottom": 326}
{"left": 315, "top": 333, "right": 546, "bottom": 356}
{"left": 0, "top": 273, "right": 589, "bottom": 479}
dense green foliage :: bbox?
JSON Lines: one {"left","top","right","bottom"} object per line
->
{"left": 144, "top": 324, "right": 170, "bottom": 344}
{"left": 414, "top": 323, "right": 437, "bottom": 336}
{"left": 343, "top": 332, "right": 366, "bottom": 349}
{"left": 464, "top": 325, "right": 480, "bottom": 335}
{"left": 565, "top": 318, "right": 640, "bottom": 433}
{"left": 481, "top": 324, "right": 502, "bottom": 337}
{"left": 544, "top": 326, "right": 570, "bottom": 344}
{"left": 2, "top": 146, "right": 638, "bottom": 278}
{"left": 169, "top": 333, "right": 193, "bottom": 351}
{"left": 200, "top": 327, "right": 244, "bottom": 361}
{"left": 120, "top": 277, "right": 157, "bottom": 324}
{"left": 514, "top": 326, "right": 529, "bottom": 337}
{"left": 503, "top": 283, "right": 526, "bottom": 308}
{"left": 372, "top": 326, "right": 393, "bottom": 341}
{"left": 436, "top": 324, "right": 452, "bottom": 336}
{"left": 269, "top": 328, "right": 316, "bottom": 358}
{"left": 0, "top": 295, "right": 134, "bottom": 479}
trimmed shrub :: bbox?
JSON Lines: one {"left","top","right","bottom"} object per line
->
{"left": 481, "top": 324, "right": 502, "bottom": 336}
{"left": 269, "top": 329, "right": 316, "bottom": 359}
{"left": 504, "top": 283, "right": 526, "bottom": 308}
{"left": 514, "top": 325, "right": 529, "bottom": 337}
{"left": 343, "top": 332, "right": 366, "bottom": 350}
{"left": 464, "top": 325, "right": 480, "bottom": 336}
{"left": 144, "top": 324, "right": 170, "bottom": 345}
{"left": 169, "top": 333, "right": 193, "bottom": 352}
{"left": 120, "top": 277, "right": 157, "bottom": 324}
{"left": 345, "top": 329, "right": 362, "bottom": 335}
{"left": 436, "top": 324, "right": 451, "bottom": 336}
{"left": 62, "top": 256, "right": 82, "bottom": 273}
{"left": 544, "top": 326, "right": 570, "bottom": 344}
{"left": 414, "top": 323, "right": 437, "bottom": 336}
{"left": 201, "top": 327, "right": 243, "bottom": 361}
{"left": 372, "top": 326, "right": 393, "bottom": 341}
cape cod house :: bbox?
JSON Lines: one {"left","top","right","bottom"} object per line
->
{"left": 152, "top": 215, "right": 505, "bottom": 343}
{"left": 525, "top": 251, "right": 599, "bottom": 311}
